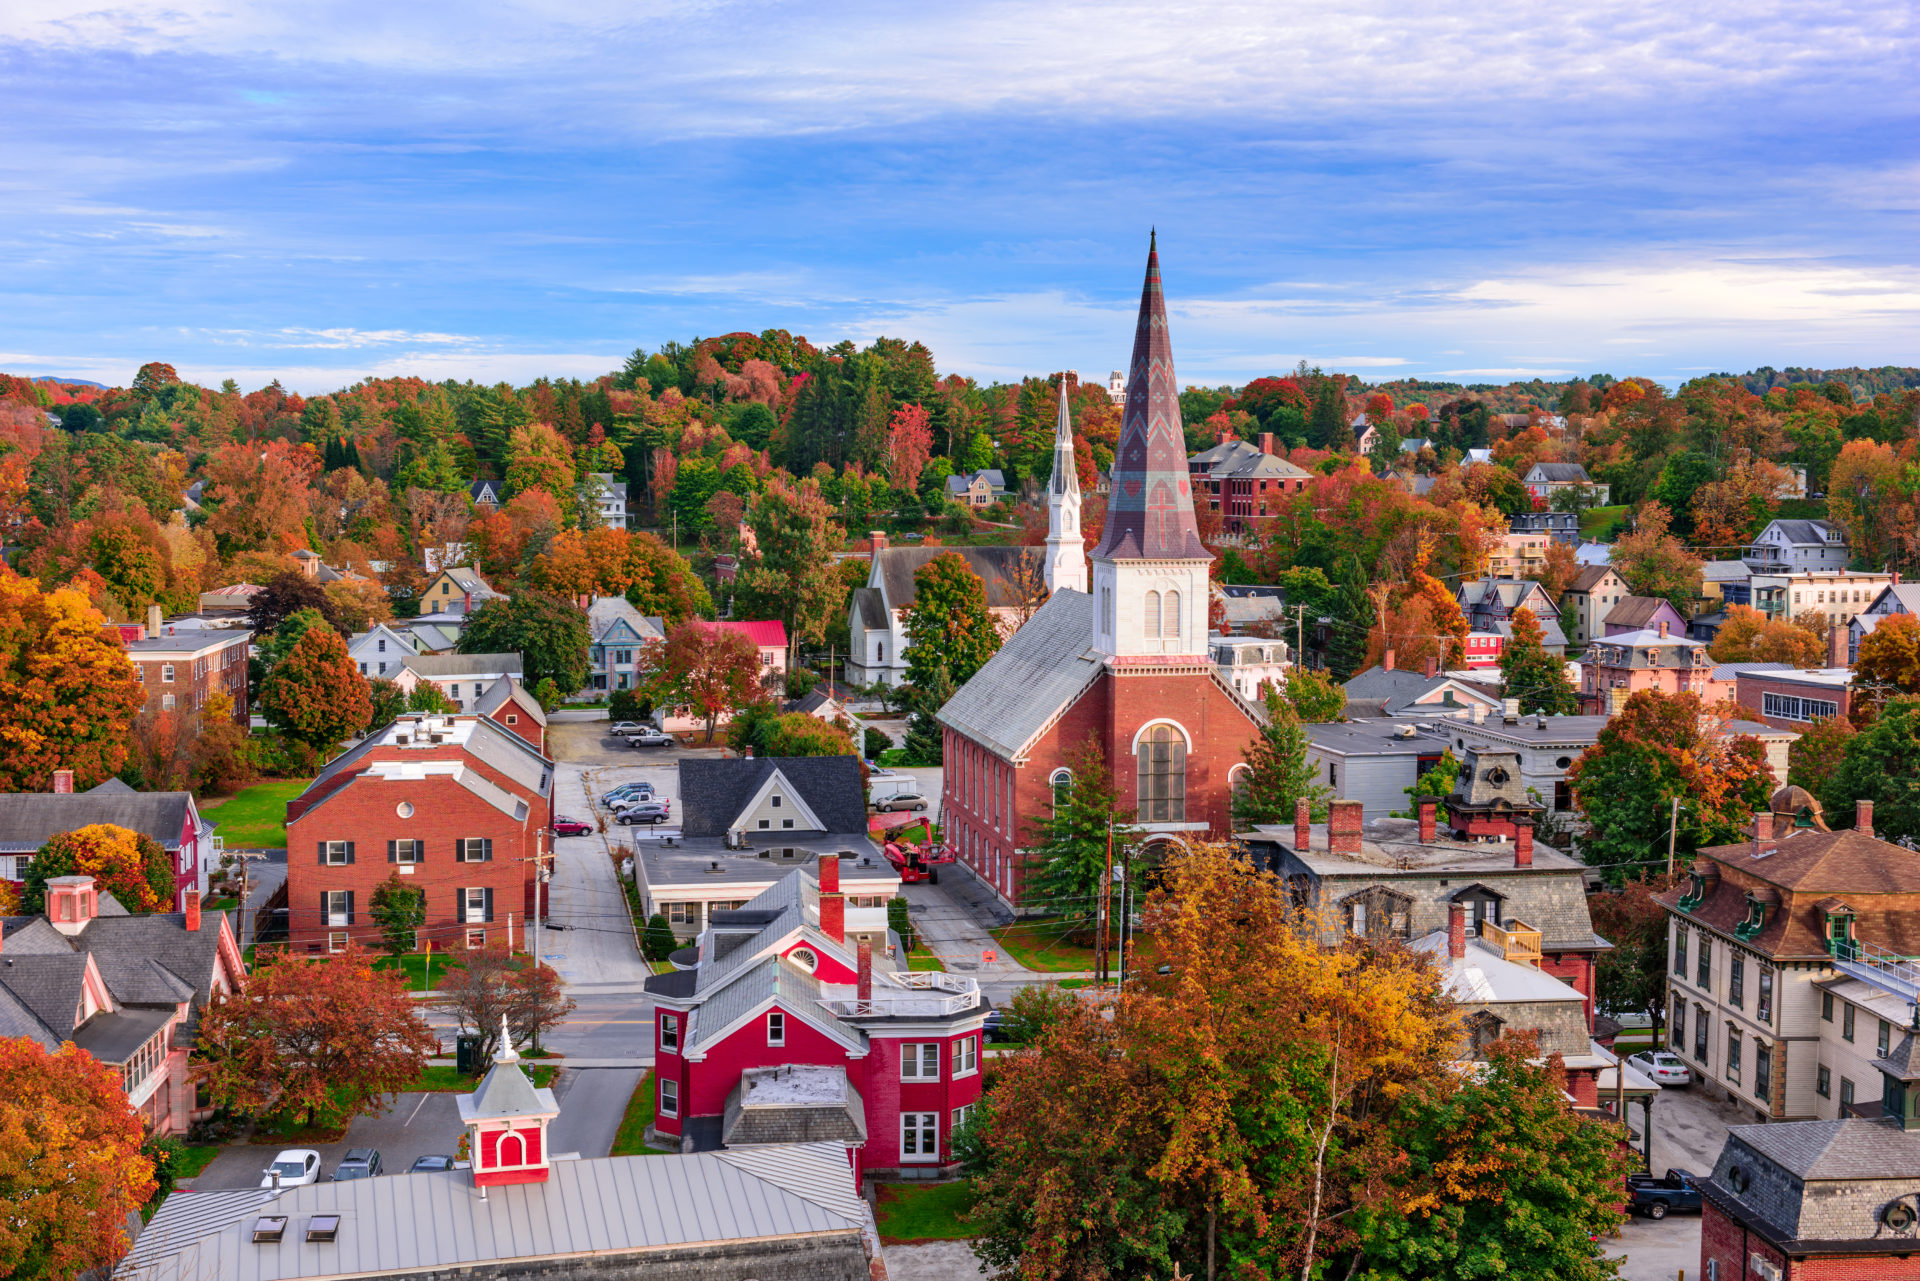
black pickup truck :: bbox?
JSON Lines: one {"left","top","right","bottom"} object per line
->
{"left": 1627, "top": 1168, "right": 1703, "bottom": 1219}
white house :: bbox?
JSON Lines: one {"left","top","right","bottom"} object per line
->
{"left": 394, "top": 653, "right": 525, "bottom": 709}
{"left": 583, "top": 472, "right": 628, "bottom": 530}
{"left": 845, "top": 537, "right": 1031, "bottom": 687}
{"left": 1744, "top": 519, "right": 1850, "bottom": 574}
{"left": 1209, "top": 633, "right": 1290, "bottom": 701}
{"left": 1522, "top": 462, "right": 1609, "bottom": 505}
{"left": 586, "top": 596, "right": 666, "bottom": 693}
{"left": 347, "top": 623, "right": 418, "bottom": 680}
{"left": 1848, "top": 581, "right": 1920, "bottom": 662}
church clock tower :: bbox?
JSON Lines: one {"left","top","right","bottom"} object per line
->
{"left": 1043, "top": 374, "right": 1087, "bottom": 595}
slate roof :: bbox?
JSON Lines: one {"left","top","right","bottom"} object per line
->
{"left": 1763, "top": 519, "right": 1842, "bottom": 546}
{"left": 0, "top": 984, "right": 59, "bottom": 1049}
{"left": 585, "top": 595, "right": 664, "bottom": 644}
{"left": 1729, "top": 1119, "right": 1920, "bottom": 1180}
{"left": 0, "top": 954, "right": 93, "bottom": 1037}
{"left": 1188, "top": 439, "right": 1312, "bottom": 481}
{"left": 677, "top": 757, "right": 866, "bottom": 839}
{"left": 400, "top": 653, "right": 524, "bottom": 679}
{"left": 0, "top": 792, "right": 197, "bottom": 852}
{"left": 688, "top": 955, "right": 862, "bottom": 1055}
{"left": 935, "top": 589, "right": 1105, "bottom": 761}
{"left": 872, "top": 546, "right": 1032, "bottom": 611}
{"left": 1526, "top": 462, "right": 1593, "bottom": 483}
{"left": 126, "top": 628, "right": 253, "bottom": 656}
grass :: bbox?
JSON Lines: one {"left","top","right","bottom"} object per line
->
{"left": 1578, "top": 504, "right": 1629, "bottom": 540}
{"left": 988, "top": 921, "right": 1119, "bottom": 975}
{"left": 199, "top": 778, "right": 313, "bottom": 849}
{"left": 172, "top": 1144, "right": 221, "bottom": 1181}
{"left": 373, "top": 952, "right": 458, "bottom": 991}
{"left": 907, "top": 945, "right": 946, "bottom": 972}
{"left": 404, "top": 1064, "right": 558, "bottom": 1093}
{"left": 611, "top": 1071, "right": 675, "bottom": 1156}
{"left": 875, "top": 1180, "right": 979, "bottom": 1243}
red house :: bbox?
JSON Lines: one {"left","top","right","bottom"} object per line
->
{"left": 0, "top": 770, "right": 217, "bottom": 909}
{"left": 937, "top": 236, "right": 1265, "bottom": 910}
{"left": 645, "top": 858, "right": 988, "bottom": 1178}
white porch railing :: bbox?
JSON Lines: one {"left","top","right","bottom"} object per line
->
{"left": 820, "top": 970, "right": 980, "bottom": 1018}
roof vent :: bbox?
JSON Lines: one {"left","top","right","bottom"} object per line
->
{"left": 306, "top": 1216, "right": 340, "bottom": 1243}
{"left": 253, "top": 1217, "right": 288, "bottom": 1243}
{"left": 705, "top": 860, "right": 726, "bottom": 874}
{"left": 395, "top": 734, "right": 410, "bottom": 745}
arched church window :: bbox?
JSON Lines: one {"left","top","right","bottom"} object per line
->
{"left": 1145, "top": 591, "right": 1162, "bottom": 638}
{"left": 1136, "top": 725, "right": 1186, "bottom": 822}
{"left": 1165, "top": 589, "right": 1181, "bottom": 637}
{"left": 876, "top": 642, "right": 885, "bottom": 664}
{"left": 1049, "top": 768, "right": 1073, "bottom": 813}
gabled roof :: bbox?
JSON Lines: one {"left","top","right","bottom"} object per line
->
{"left": 586, "top": 595, "right": 665, "bottom": 644}
{"left": 1567, "top": 564, "right": 1623, "bottom": 593}
{"left": 436, "top": 566, "right": 502, "bottom": 596}
{"left": 872, "top": 546, "right": 1032, "bottom": 611}
{"left": 678, "top": 757, "right": 866, "bottom": 838}
{"left": 401, "top": 653, "right": 524, "bottom": 679}
{"left": 713, "top": 619, "right": 788, "bottom": 649}
{"left": 1759, "top": 518, "right": 1842, "bottom": 546}
{"left": 0, "top": 954, "right": 93, "bottom": 1037}
{"left": 1603, "top": 596, "right": 1685, "bottom": 629}
{"left": 0, "top": 792, "right": 197, "bottom": 853}
{"left": 1728, "top": 1119, "right": 1920, "bottom": 1180}
{"left": 1525, "top": 462, "right": 1592, "bottom": 483}
{"left": 468, "top": 479, "right": 502, "bottom": 502}
{"left": 472, "top": 677, "right": 547, "bottom": 727}
{"left": 849, "top": 587, "right": 888, "bottom": 631}
{"left": 935, "top": 589, "right": 1105, "bottom": 761}
{"left": 1866, "top": 583, "right": 1920, "bottom": 614}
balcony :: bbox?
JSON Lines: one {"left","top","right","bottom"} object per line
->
{"left": 1829, "top": 937, "right": 1920, "bottom": 1004}
{"left": 820, "top": 970, "right": 980, "bottom": 1019}
{"left": 1482, "top": 919, "right": 1543, "bottom": 967}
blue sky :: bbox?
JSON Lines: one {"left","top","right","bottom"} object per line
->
{"left": 2, "top": 1, "right": 1915, "bottom": 393}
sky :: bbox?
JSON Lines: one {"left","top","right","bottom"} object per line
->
{"left": 1, "top": 0, "right": 1916, "bottom": 394}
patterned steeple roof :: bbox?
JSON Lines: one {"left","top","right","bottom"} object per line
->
{"left": 1091, "top": 233, "right": 1211, "bottom": 562}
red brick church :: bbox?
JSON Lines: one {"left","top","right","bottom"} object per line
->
{"left": 937, "top": 236, "right": 1266, "bottom": 910}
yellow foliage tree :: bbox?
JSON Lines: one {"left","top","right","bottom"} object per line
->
{"left": 0, "top": 572, "right": 146, "bottom": 791}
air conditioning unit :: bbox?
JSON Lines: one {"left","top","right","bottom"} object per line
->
{"left": 1751, "top": 1256, "right": 1780, "bottom": 1281}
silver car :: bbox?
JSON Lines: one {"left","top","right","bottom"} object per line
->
{"left": 1629, "top": 1050, "right": 1692, "bottom": 1085}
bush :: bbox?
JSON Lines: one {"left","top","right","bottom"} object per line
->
{"left": 785, "top": 668, "right": 820, "bottom": 699}
{"left": 1001, "top": 983, "right": 1078, "bottom": 1043}
{"left": 864, "top": 726, "right": 894, "bottom": 758}
{"left": 143, "top": 1133, "right": 185, "bottom": 1202}
{"left": 888, "top": 896, "right": 915, "bottom": 953}
{"left": 248, "top": 732, "right": 319, "bottom": 779}
{"left": 608, "top": 688, "right": 649, "bottom": 723}
{"left": 643, "top": 914, "right": 677, "bottom": 962}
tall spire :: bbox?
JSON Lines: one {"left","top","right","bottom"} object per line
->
{"left": 1050, "top": 374, "right": 1077, "bottom": 497}
{"left": 1043, "top": 374, "right": 1087, "bottom": 594}
{"left": 1091, "top": 234, "right": 1209, "bottom": 562}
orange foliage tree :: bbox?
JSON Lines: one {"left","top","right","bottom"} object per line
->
{"left": 22, "top": 823, "right": 174, "bottom": 914}
{"left": 258, "top": 625, "right": 373, "bottom": 750}
{"left": 0, "top": 1040, "right": 156, "bottom": 1278}
{"left": 0, "top": 572, "right": 145, "bottom": 791}
{"left": 1854, "top": 612, "right": 1920, "bottom": 712}
{"left": 1707, "top": 604, "right": 1825, "bottom": 667}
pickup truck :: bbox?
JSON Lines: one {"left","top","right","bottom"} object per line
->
{"left": 1626, "top": 1168, "right": 1703, "bottom": 1220}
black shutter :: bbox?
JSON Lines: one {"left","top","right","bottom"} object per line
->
{"left": 346, "top": 891, "right": 355, "bottom": 926}
{"left": 320, "top": 892, "right": 329, "bottom": 926}
{"left": 387, "top": 841, "right": 397, "bottom": 864}
{"left": 482, "top": 839, "right": 493, "bottom": 863}
{"left": 345, "top": 842, "right": 356, "bottom": 865}
{"left": 318, "top": 842, "right": 327, "bottom": 865}
{"left": 484, "top": 888, "right": 494, "bottom": 923}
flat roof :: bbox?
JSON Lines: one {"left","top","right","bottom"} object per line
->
{"left": 1736, "top": 667, "right": 1852, "bottom": 689}
{"left": 1304, "top": 720, "right": 1451, "bottom": 756}
{"left": 1249, "top": 815, "right": 1586, "bottom": 876}
{"left": 635, "top": 839, "right": 894, "bottom": 892}
{"left": 126, "top": 629, "right": 252, "bottom": 654}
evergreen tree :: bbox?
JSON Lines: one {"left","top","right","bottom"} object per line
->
{"left": 901, "top": 662, "right": 953, "bottom": 766}
{"left": 1021, "top": 739, "right": 1139, "bottom": 928}
{"left": 1326, "top": 556, "right": 1372, "bottom": 681}
{"left": 1232, "top": 695, "right": 1331, "bottom": 829}
{"left": 1500, "top": 607, "right": 1580, "bottom": 715}
{"left": 1308, "top": 377, "right": 1347, "bottom": 449}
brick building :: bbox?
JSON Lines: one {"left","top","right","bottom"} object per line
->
{"left": 123, "top": 607, "right": 249, "bottom": 722}
{"left": 1186, "top": 432, "right": 1313, "bottom": 531}
{"left": 936, "top": 237, "right": 1265, "bottom": 910}
{"left": 1734, "top": 667, "right": 1855, "bottom": 732}
{"left": 284, "top": 715, "right": 554, "bottom": 952}
{"left": 472, "top": 677, "right": 548, "bottom": 753}
{"left": 0, "top": 771, "right": 217, "bottom": 908}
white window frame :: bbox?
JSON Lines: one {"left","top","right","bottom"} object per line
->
{"left": 767, "top": 1012, "right": 785, "bottom": 1047}
{"left": 161, "top": 663, "right": 175, "bottom": 683}
{"left": 392, "top": 839, "right": 422, "bottom": 865}
{"left": 322, "top": 840, "right": 351, "bottom": 866}
{"left": 465, "top": 928, "right": 487, "bottom": 950}
{"left": 953, "top": 1035, "right": 978, "bottom": 1077}
{"left": 900, "top": 1111, "right": 938, "bottom": 1163}
{"left": 463, "top": 887, "right": 488, "bottom": 923}
{"left": 659, "top": 1077, "right": 678, "bottom": 1117}
{"left": 659, "top": 1013, "right": 678, "bottom": 1053}
{"left": 161, "top": 694, "right": 176, "bottom": 711}
{"left": 952, "top": 1103, "right": 974, "bottom": 1131}
{"left": 901, "top": 1042, "right": 940, "bottom": 1080}
{"left": 328, "top": 931, "right": 348, "bottom": 953}
{"left": 324, "top": 890, "right": 350, "bottom": 928}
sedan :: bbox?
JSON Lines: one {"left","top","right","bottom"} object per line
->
{"left": 615, "top": 800, "right": 672, "bottom": 825}
{"left": 603, "top": 783, "right": 655, "bottom": 804}
{"left": 551, "top": 816, "right": 593, "bottom": 837}
{"left": 1629, "top": 1051, "right": 1693, "bottom": 1085}
{"left": 260, "top": 1149, "right": 322, "bottom": 1188}
{"left": 408, "top": 1154, "right": 457, "bottom": 1173}
{"left": 332, "top": 1148, "right": 383, "bottom": 1181}
{"left": 874, "top": 791, "right": 929, "bottom": 813}
{"left": 627, "top": 729, "right": 676, "bottom": 748}
{"left": 609, "top": 721, "right": 645, "bottom": 736}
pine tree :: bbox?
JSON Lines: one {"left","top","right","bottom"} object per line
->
{"left": 1232, "top": 695, "right": 1331, "bottom": 829}
{"left": 1326, "top": 556, "right": 1372, "bottom": 681}
{"left": 1021, "top": 739, "right": 1139, "bottom": 929}
{"left": 1308, "top": 377, "right": 1346, "bottom": 449}
{"left": 901, "top": 662, "right": 953, "bottom": 766}
{"left": 1500, "top": 606, "right": 1579, "bottom": 715}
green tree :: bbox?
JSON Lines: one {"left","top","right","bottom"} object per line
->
{"left": 1587, "top": 873, "right": 1680, "bottom": 1037}
{"left": 1283, "top": 665, "right": 1346, "bottom": 722}
{"left": 1393, "top": 748, "right": 1461, "bottom": 818}
{"left": 1788, "top": 715, "right": 1855, "bottom": 802}
{"left": 368, "top": 874, "right": 426, "bottom": 959}
{"left": 887, "top": 896, "right": 915, "bottom": 952}
{"left": 459, "top": 592, "right": 591, "bottom": 696}
{"left": 367, "top": 677, "right": 408, "bottom": 728}
{"left": 1825, "top": 696, "right": 1920, "bottom": 842}
{"left": 903, "top": 552, "right": 1002, "bottom": 689}
{"left": 1310, "top": 377, "right": 1350, "bottom": 450}
{"left": 1232, "top": 694, "right": 1330, "bottom": 829}
{"left": 1500, "top": 606, "right": 1579, "bottom": 715}
{"left": 1276, "top": 565, "right": 1337, "bottom": 626}
{"left": 643, "top": 914, "right": 678, "bottom": 961}
{"left": 1326, "top": 555, "right": 1373, "bottom": 681}
{"left": 733, "top": 477, "right": 846, "bottom": 648}
{"left": 259, "top": 626, "right": 373, "bottom": 752}
{"left": 1020, "top": 738, "right": 1138, "bottom": 928}
{"left": 901, "top": 661, "right": 954, "bottom": 765}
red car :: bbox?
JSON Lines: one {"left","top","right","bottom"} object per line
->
{"left": 551, "top": 816, "right": 593, "bottom": 837}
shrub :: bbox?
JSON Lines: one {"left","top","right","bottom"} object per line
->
{"left": 888, "top": 896, "right": 915, "bottom": 953}
{"left": 1001, "top": 983, "right": 1078, "bottom": 1043}
{"left": 608, "top": 688, "right": 649, "bottom": 723}
{"left": 643, "top": 914, "right": 678, "bottom": 962}
{"left": 864, "top": 726, "right": 894, "bottom": 758}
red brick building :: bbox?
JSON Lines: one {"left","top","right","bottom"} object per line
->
{"left": 473, "top": 677, "right": 548, "bottom": 754}
{"left": 123, "top": 609, "right": 249, "bottom": 723}
{"left": 937, "top": 237, "right": 1264, "bottom": 910}
{"left": 1734, "top": 666, "right": 1854, "bottom": 733}
{"left": 284, "top": 714, "right": 554, "bottom": 952}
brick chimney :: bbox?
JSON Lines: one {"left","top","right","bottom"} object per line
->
{"left": 817, "top": 855, "right": 844, "bottom": 945}
{"left": 1383, "top": 649, "right": 1396, "bottom": 672}
{"left": 1829, "top": 623, "right": 1848, "bottom": 669}
{"left": 1328, "top": 800, "right": 1364, "bottom": 856}
{"left": 857, "top": 937, "right": 872, "bottom": 1003}
{"left": 1418, "top": 798, "right": 1437, "bottom": 844}
{"left": 1294, "top": 797, "right": 1312, "bottom": 852}
{"left": 1259, "top": 432, "right": 1275, "bottom": 456}
{"left": 869, "top": 530, "right": 887, "bottom": 553}
{"left": 184, "top": 889, "right": 201, "bottom": 932}
{"left": 1659, "top": 619, "right": 1669, "bottom": 639}
{"left": 1514, "top": 819, "right": 1533, "bottom": 868}
{"left": 1424, "top": 656, "right": 1438, "bottom": 678}
{"left": 1448, "top": 900, "right": 1467, "bottom": 959}
{"left": 1857, "top": 800, "right": 1874, "bottom": 838}
{"left": 52, "top": 769, "right": 73, "bottom": 795}
{"left": 1753, "top": 810, "right": 1777, "bottom": 859}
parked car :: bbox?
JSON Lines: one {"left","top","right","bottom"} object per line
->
{"left": 602, "top": 782, "right": 655, "bottom": 804}
{"left": 609, "top": 721, "right": 646, "bottom": 736}
{"left": 874, "top": 791, "right": 929, "bottom": 813}
{"left": 982, "top": 1009, "right": 1010, "bottom": 1042}
{"left": 408, "top": 1154, "right": 456, "bottom": 1173}
{"left": 260, "top": 1149, "right": 322, "bottom": 1188}
{"left": 1628, "top": 1051, "right": 1693, "bottom": 1085}
{"left": 332, "top": 1148, "right": 383, "bottom": 1181}
{"left": 1626, "top": 1169, "right": 1703, "bottom": 1220}
{"left": 867, "top": 773, "right": 920, "bottom": 805}
{"left": 609, "top": 793, "right": 670, "bottom": 814}
{"left": 627, "top": 729, "right": 675, "bottom": 748}
{"left": 616, "top": 800, "right": 672, "bottom": 825}
{"left": 551, "top": 816, "right": 593, "bottom": 837}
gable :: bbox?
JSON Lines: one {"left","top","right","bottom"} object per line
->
{"left": 732, "top": 768, "right": 829, "bottom": 835}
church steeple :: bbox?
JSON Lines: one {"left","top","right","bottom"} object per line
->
{"left": 1043, "top": 374, "right": 1087, "bottom": 595}
{"left": 1089, "top": 235, "right": 1211, "bottom": 660}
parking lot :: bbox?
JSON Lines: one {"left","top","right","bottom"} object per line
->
{"left": 183, "top": 1092, "right": 467, "bottom": 1191}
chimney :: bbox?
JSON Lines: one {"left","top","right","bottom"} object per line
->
{"left": 1295, "top": 797, "right": 1312, "bottom": 852}
{"left": 817, "top": 855, "right": 844, "bottom": 945}
{"left": 1829, "top": 623, "right": 1848, "bottom": 669}
{"left": 1259, "top": 432, "right": 1275, "bottom": 456}
{"left": 1753, "top": 810, "right": 1777, "bottom": 859}
{"left": 1659, "top": 619, "right": 1669, "bottom": 639}
{"left": 1424, "top": 656, "right": 1438, "bottom": 679}
{"left": 1417, "top": 798, "right": 1437, "bottom": 844}
{"left": 1857, "top": 800, "right": 1874, "bottom": 838}
{"left": 869, "top": 530, "right": 887, "bottom": 553}
{"left": 1514, "top": 820, "right": 1533, "bottom": 868}
{"left": 184, "top": 889, "right": 201, "bottom": 932}
{"left": 1448, "top": 900, "right": 1467, "bottom": 959}
{"left": 52, "top": 769, "right": 73, "bottom": 795}
{"left": 1328, "top": 800, "right": 1364, "bottom": 856}
{"left": 857, "top": 937, "right": 872, "bottom": 1003}
{"left": 147, "top": 603, "right": 162, "bottom": 634}
{"left": 1472, "top": 702, "right": 1488, "bottom": 724}
{"left": 1383, "top": 649, "right": 1396, "bottom": 671}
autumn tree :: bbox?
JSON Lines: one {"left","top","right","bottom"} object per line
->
{"left": 1707, "top": 604, "right": 1825, "bottom": 667}
{"left": 733, "top": 477, "right": 846, "bottom": 648}
{"left": 658, "top": 620, "right": 763, "bottom": 742}
{"left": 1569, "top": 690, "right": 1775, "bottom": 877}
{"left": 1283, "top": 665, "right": 1346, "bottom": 722}
{"left": 1232, "top": 693, "right": 1330, "bottom": 828}
{"left": 260, "top": 625, "right": 373, "bottom": 752}
{"left": 1610, "top": 500, "right": 1702, "bottom": 607}
{"left": 1788, "top": 714, "right": 1855, "bottom": 800}
{"left": 1587, "top": 872, "right": 1682, "bottom": 1037}
{"left": 23, "top": 824, "right": 174, "bottom": 914}
{"left": 887, "top": 402, "right": 934, "bottom": 490}
{"left": 624, "top": 531, "right": 714, "bottom": 622}
{"left": 0, "top": 573, "right": 145, "bottom": 791}
{"left": 1500, "top": 606, "right": 1579, "bottom": 715}
{"left": 1853, "top": 612, "right": 1920, "bottom": 712}
{"left": 191, "top": 691, "right": 257, "bottom": 794}
{"left": 193, "top": 946, "right": 438, "bottom": 1127}
{"left": 1825, "top": 696, "right": 1920, "bottom": 843}
{"left": 1020, "top": 738, "right": 1138, "bottom": 930}
{"left": 0, "top": 1040, "right": 156, "bottom": 1279}
{"left": 201, "top": 439, "right": 319, "bottom": 555}
{"left": 505, "top": 421, "right": 577, "bottom": 517}
{"left": 322, "top": 578, "right": 393, "bottom": 631}
{"left": 437, "top": 947, "right": 577, "bottom": 1066}
{"left": 459, "top": 592, "right": 591, "bottom": 695}
{"left": 904, "top": 552, "right": 1003, "bottom": 689}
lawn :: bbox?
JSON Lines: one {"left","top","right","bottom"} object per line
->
{"left": 907, "top": 945, "right": 946, "bottom": 972}
{"left": 611, "top": 1071, "right": 675, "bottom": 1156}
{"left": 372, "top": 952, "right": 458, "bottom": 991}
{"left": 199, "top": 778, "right": 312, "bottom": 849}
{"left": 875, "top": 1180, "right": 978, "bottom": 1243}
{"left": 1578, "top": 504, "right": 1629, "bottom": 540}
{"left": 404, "top": 1064, "right": 558, "bottom": 1093}
{"left": 989, "top": 920, "right": 1119, "bottom": 974}
{"left": 172, "top": 1144, "right": 221, "bottom": 1181}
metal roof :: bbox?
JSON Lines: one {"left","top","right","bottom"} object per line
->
{"left": 935, "top": 589, "right": 1105, "bottom": 761}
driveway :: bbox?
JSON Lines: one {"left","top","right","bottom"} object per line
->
{"left": 184, "top": 1092, "right": 466, "bottom": 1190}
{"left": 540, "top": 760, "right": 650, "bottom": 989}
{"left": 1647, "top": 1081, "right": 1748, "bottom": 1173}
{"left": 1605, "top": 1213, "right": 1701, "bottom": 1281}
{"left": 545, "top": 1067, "right": 643, "bottom": 1160}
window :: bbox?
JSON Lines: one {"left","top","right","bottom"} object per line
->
{"left": 359, "top": 662, "right": 368, "bottom": 675}
{"left": 1694, "top": 1004, "right": 1710, "bottom": 1063}
{"left": 1823, "top": 991, "right": 1834, "bottom": 1022}
{"left": 388, "top": 839, "right": 422, "bottom": 865}
{"left": 161, "top": 663, "right": 175, "bottom": 683}
{"left": 1881, "top": 1020, "right": 1893, "bottom": 1058}
{"left": 659, "top": 1014, "right": 678, "bottom": 1053}
{"left": 320, "top": 840, "right": 353, "bottom": 866}
{"left": 659, "top": 1078, "right": 679, "bottom": 1116}
{"left": 954, "top": 1036, "right": 978, "bottom": 1076}
{"left": 1050, "top": 768, "right": 1072, "bottom": 813}
{"left": 1841, "top": 1077, "right": 1855, "bottom": 1108}
{"left": 459, "top": 838, "right": 493, "bottom": 863}
{"left": 1817, "top": 1065, "right": 1831, "bottom": 1098}
{"left": 901, "top": 1043, "right": 940, "bottom": 1079}
{"left": 1136, "top": 725, "right": 1186, "bottom": 822}
{"left": 324, "top": 889, "right": 352, "bottom": 928}
{"left": 1726, "top": 1025, "right": 1742, "bottom": 1081}
{"left": 462, "top": 887, "right": 493, "bottom": 924}
{"left": 767, "top": 1012, "right": 785, "bottom": 1047}
{"left": 758, "top": 818, "right": 771, "bottom": 829}
{"left": 161, "top": 694, "right": 176, "bottom": 711}
{"left": 952, "top": 1104, "right": 975, "bottom": 1131}
{"left": 1762, "top": 692, "right": 1840, "bottom": 722}
{"left": 1755, "top": 1040, "right": 1771, "bottom": 1101}
{"left": 789, "top": 947, "right": 818, "bottom": 973}
{"left": 1697, "top": 933, "right": 1711, "bottom": 988}
{"left": 1671, "top": 996, "right": 1686, "bottom": 1049}
{"left": 1758, "top": 967, "right": 1774, "bottom": 1023}
{"left": 377, "top": 638, "right": 386, "bottom": 652}
{"left": 134, "top": 666, "right": 144, "bottom": 683}
{"left": 328, "top": 931, "right": 348, "bottom": 953}
{"left": 1729, "top": 956, "right": 1744, "bottom": 1009}
{"left": 900, "top": 1112, "right": 938, "bottom": 1162}
{"left": 1144, "top": 590, "right": 1162, "bottom": 638}
{"left": 1675, "top": 927, "right": 1688, "bottom": 977}
{"left": 667, "top": 902, "right": 699, "bottom": 925}
{"left": 466, "top": 928, "right": 487, "bottom": 949}
{"left": 1164, "top": 589, "right": 1181, "bottom": 637}
{"left": 1844, "top": 1004, "right": 1856, "bottom": 1041}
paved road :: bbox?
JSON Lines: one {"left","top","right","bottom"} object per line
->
{"left": 1605, "top": 1213, "right": 1701, "bottom": 1281}
{"left": 546, "top": 1068, "right": 643, "bottom": 1159}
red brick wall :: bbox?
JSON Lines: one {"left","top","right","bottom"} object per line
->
{"left": 1736, "top": 673, "right": 1853, "bottom": 733}
{"left": 1541, "top": 951, "right": 1597, "bottom": 1026}
{"left": 286, "top": 774, "right": 536, "bottom": 950}
{"left": 1702, "top": 1198, "right": 1920, "bottom": 1281}
{"left": 133, "top": 638, "right": 248, "bottom": 722}
{"left": 487, "top": 701, "right": 545, "bottom": 754}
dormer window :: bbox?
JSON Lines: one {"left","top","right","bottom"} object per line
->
{"left": 1735, "top": 894, "right": 1769, "bottom": 940}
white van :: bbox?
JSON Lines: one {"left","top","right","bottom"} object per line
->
{"left": 867, "top": 771, "right": 923, "bottom": 805}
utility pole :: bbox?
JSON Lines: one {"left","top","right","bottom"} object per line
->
{"left": 1667, "top": 796, "right": 1681, "bottom": 877}
{"left": 1098, "top": 818, "right": 1114, "bottom": 987}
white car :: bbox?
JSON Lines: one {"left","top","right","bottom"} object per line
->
{"left": 261, "top": 1149, "right": 322, "bottom": 1188}
{"left": 1629, "top": 1051, "right": 1692, "bottom": 1085}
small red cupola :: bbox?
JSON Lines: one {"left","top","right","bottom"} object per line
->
{"left": 458, "top": 1016, "right": 561, "bottom": 1187}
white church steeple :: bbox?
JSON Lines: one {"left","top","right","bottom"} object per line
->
{"left": 1043, "top": 375, "right": 1087, "bottom": 595}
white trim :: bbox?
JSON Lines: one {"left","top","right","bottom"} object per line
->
{"left": 1128, "top": 717, "right": 1194, "bottom": 752}
{"left": 728, "top": 767, "right": 828, "bottom": 834}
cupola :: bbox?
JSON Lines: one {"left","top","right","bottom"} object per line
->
{"left": 458, "top": 1016, "right": 560, "bottom": 1187}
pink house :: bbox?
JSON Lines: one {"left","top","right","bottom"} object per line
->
{"left": 1578, "top": 623, "right": 1714, "bottom": 713}
{"left": 1600, "top": 595, "right": 1689, "bottom": 638}
{"left": 713, "top": 619, "right": 789, "bottom": 678}
{"left": 645, "top": 858, "right": 987, "bottom": 1178}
